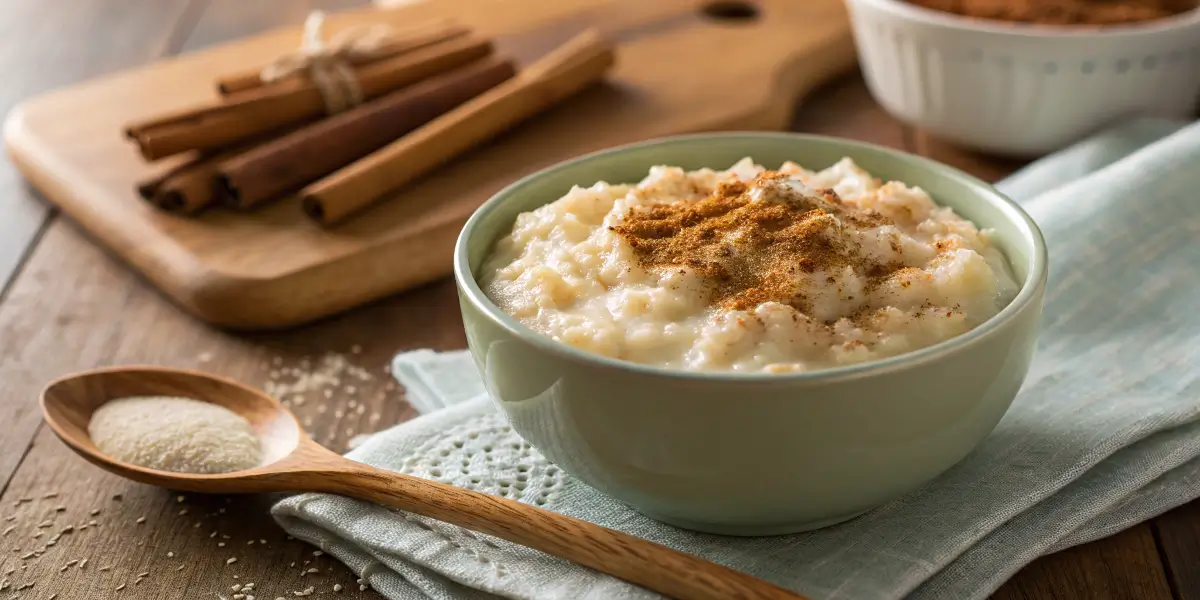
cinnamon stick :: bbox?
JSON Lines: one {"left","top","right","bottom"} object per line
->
{"left": 218, "top": 56, "right": 517, "bottom": 209}
{"left": 125, "top": 34, "right": 495, "bottom": 161}
{"left": 300, "top": 29, "right": 615, "bottom": 227}
{"left": 216, "top": 20, "right": 472, "bottom": 97}
{"left": 136, "top": 143, "right": 259, "bottom": 214}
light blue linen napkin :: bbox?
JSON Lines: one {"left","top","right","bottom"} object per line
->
{"left": 273, "top": 118, "right": 1200, "bottom": 600}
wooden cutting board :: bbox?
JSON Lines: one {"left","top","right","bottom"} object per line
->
{"left": 4, "top": 0, "right": 855, "bottom": 330}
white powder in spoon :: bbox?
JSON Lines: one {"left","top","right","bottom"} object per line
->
{"left": 88, "top": 396, "right": 263, "bottom": 474}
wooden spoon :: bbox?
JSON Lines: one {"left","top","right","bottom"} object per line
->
{"left": 40, "top": 366, "right": 809, "bottom": 600}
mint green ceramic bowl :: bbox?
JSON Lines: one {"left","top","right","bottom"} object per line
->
{"left": 454, "top": 133, "right": 1047, "bottom": 536}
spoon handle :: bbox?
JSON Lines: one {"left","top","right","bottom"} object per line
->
{"left": 310, "top": 461, "right": 809, "bottom": 600}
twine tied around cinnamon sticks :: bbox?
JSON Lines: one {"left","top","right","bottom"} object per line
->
{"left": 129, "top": 14, "right": 615, "bottom": 226}
{"left": 260, "top": 11, "right": 395, "bottom": 114}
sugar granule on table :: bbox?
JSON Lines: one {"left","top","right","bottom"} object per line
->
{"left": 262, "top": 353, "right": 376, "bottom": 400}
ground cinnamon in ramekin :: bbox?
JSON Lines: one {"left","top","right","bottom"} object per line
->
{"left": 907, "top": 0, "right": 1196, "bottom": 25}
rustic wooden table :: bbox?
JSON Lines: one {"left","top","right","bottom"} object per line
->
{"left": 0, "top": 1, "right": 1196, "bottom": 599}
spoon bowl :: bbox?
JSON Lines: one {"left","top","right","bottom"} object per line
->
{"left": 41, "top": 366, "right": 311, "bottom": 492}
{"left": 40, "top": 365, "right": 808, "bottom": 600}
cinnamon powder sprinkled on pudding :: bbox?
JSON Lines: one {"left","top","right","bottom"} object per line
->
{"left": 610, "top": 173, "right": 899, "bottom": 316}
{"left": 907, "top": 0, "right": 1196, "bottom": 26}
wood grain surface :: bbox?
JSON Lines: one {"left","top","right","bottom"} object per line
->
{"left": 5, "top": 0, "right": 857, "bottom": 330}
{"left": 0, "top": 1, "right": 1196, "bottom": 599}
{"left": 0, "top": 0, "right": 197, "bottom": 294}
{"left": 1155, "top": 502, "right": 1200, "bottom": 600}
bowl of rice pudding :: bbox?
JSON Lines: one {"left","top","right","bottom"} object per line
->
{"left": 454, "top": 133, "right": 1047, "bottom": 535}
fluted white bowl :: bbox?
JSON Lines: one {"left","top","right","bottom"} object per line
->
{"left": 845, "top": 0, "right": 1200, "bottom": 156}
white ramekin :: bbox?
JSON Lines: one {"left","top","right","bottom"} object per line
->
{"left": 845, "top": 0, "right": 1200, "bottom": 156}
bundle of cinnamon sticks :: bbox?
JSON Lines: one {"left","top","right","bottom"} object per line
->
{"left": 129, "top": 13, "right": 615, "bottom": 227}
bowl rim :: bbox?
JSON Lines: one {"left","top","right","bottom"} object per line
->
{"left": 852, "top": 0, "right": 1200, "bottom": 38}
{"left": 453, "top": 131, "right": 1048, "bottom": 385}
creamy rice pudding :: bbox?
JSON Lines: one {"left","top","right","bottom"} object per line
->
{"left": 481, "top": 158, "right": 1018, "bottom": 373}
